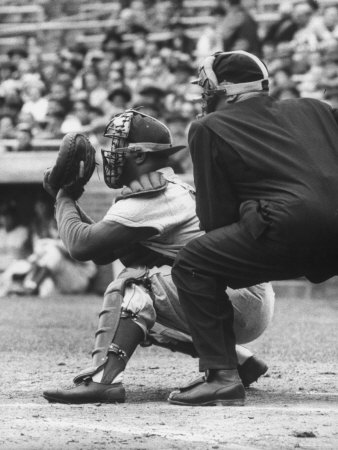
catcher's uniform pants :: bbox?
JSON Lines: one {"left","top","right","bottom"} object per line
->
{"left": 171, "top": 221, "right": 306, "bottom": 371}
{"left": 120, "top": 264, "right": 274, "bottom": 349}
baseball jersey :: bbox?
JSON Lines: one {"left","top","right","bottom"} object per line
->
{"left": 103, "top": 167, "right": 204, "bottom": 259}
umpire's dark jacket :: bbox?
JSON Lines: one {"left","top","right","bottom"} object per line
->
{"left": 188, "top": 95, "right": 338, "bottom": 281}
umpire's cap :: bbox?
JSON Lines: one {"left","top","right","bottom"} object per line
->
{"left": 193, "top": 50, "right": 269, "bottom": 96}
{"left": 213, "top": 51, "right": 269, "bottom": 84}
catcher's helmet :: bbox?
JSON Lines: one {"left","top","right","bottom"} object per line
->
{"left": 193, "top": 50, "right": 269, "bottom": 115}
{"left": 101, "top": 109, "right": 186, "bottom": 189}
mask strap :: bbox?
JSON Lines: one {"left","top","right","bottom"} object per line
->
{"left": 212, "top": 79, "right": 269, "bottom": 96}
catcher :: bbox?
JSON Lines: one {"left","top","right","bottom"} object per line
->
{"left": 42, "top": 109, "right": 275, "bottom": 404}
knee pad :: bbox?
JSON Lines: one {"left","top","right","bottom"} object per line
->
{"left": 121, "top": 283, "right": 156, "bottom": 336}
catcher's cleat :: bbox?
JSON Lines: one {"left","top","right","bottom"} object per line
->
{"left": 168, "top": 369, "right": 245, "bottom": 406}
{"left": 237, "top": 356, "right": 268, "bottom": 388}
{"left": 42, "top": 380, "right": 125, "bottom": 404}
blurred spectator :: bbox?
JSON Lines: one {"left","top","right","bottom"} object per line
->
{"left": 59, "top": 48, "right": 84, "bottom": 78}
{"left": 123, "top": 59, "right": 140, "bottom": 93}
{"left": 140, "top": 56, "right": 176, "bottom": 91}
{"left": 21, "top": 238, "right": 97, "bottom": 297}
{"left": 48, "top": 81, "right": 72, "bottom": 114}
{"left": 295, "top": 51, "right": 324, "bottom": 98}
{"left": 270, "top": 67, "right": 293, "bottom": 91}
{"left": 31, "top": 197, "right": 58, "bottom": 241}
{"left": 0, "top": 87, "right": 23, "bottom": 121}
{"left": 0, "top": 115, "right": 16, "bottom": 139}
{"left": 169, "top": 59, "right": 196, "bottom": 98}
{"left": 272, "top": 84, "right": 301, "bottom": 100}
{"left": 138, "top": 83, "right": 168, "bottom": 108}
{"left": 90, "top": 51, "right": 112, "bottom": 87}
{"left": 317, "top": 45, "right": 338, "bottom": 101}
{"left": 21, "top": 79, "right": 48, "bottom": 124}
{"left": 0, "top": 237, "right": 97, "bottom": 298}
{"left": 222, "top": 0, "right": 261, "bottom": 56}
{"left": 0, "top": 201, "right": 30, "bottom": 273}
{"left": 264, "top": 1, "right": 317, "bottom": 50}
{"left": 129, "top": 0, "right": 148, "bottom": 26}
{"left": 132, "top": 100, "right": 162, "bottom": 120}
{"left": 195, "top": 6, "right": 227, "bottom": 61}
{"left": 161, "top": 19, "right": 196, "bottom": 55}
{"left": 36, "top": 110, "right": 65, "bottom": 139}
{"left": 0, "top": 61, "right": 17, "bottom": 83}
{"left": 264, "top": 2, "right": 298, "bottom": 45}
{"left": 61, "top": 99, "right": 92, "bottom": 133}
{"left": 7, "top": 47, "right": 28, "bottom": 68}
{"left": 291, "top": 2, "right": 319, "bottom": 52}
{"left": 150, "top": 1, "right": 176, "bottom": 31}
{"left": 40, "top": 60, "right": 61, "bottom": 91}
{"left": 310, "top": 5, "right": 338, "bottom": 44}
{"left": 106, "top": 87, "right": 132, "bottom": 116}
{"left": 15, "top": 123, "right": 33, "bottom": 151}
{"left": 0, "top": 196, "right": 96, "bottom": 297}
{"left": 81, "top": 70, "right": 108, "bottom": 109}
{"left": 101, "top": 29, "right": 124, "bottom": 59}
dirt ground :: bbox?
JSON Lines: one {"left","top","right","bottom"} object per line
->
{"left": 0, "top": 284, "right": 337, "bottom": 450}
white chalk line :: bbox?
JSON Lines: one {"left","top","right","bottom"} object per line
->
{"left": 1, "top": 401, "right": 338, "bottom": 411}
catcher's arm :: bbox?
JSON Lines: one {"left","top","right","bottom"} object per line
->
{"left": 74, "top": 202, "right": 95, "bottom": 225}
{"left": 54, "top": 195, "right": 157, "bottom": 263}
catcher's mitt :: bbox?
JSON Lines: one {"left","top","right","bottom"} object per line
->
{"left": 48, "top": 132, "right": 96, "bottom": 199}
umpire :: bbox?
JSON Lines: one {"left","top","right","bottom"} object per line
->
{"left": 169, "top": 50, "right": 338, "bottom": 406}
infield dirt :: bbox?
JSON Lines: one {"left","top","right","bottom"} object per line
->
{"left": 0, "top": 285, "right": 337, "bottom": 449}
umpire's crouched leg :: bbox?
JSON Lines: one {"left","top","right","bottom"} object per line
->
{"left": 170, "top": 231, "right": 245, "bottom": 406}
{"left": 172, "top": 229, "right": 240, "bottom": 370}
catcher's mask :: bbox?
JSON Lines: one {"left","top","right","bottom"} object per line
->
{"left": 101, "top": 109, "right": 186, "bottom": 189}
{"left": 192, "top": 50, "right": 269, "bottom": 116}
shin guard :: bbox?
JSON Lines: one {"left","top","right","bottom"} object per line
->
{"left": 74, "top": 267, "right": 151, "bottom": 384}
{"left": 100, "top": 318, "right": 144, "bottom": 384}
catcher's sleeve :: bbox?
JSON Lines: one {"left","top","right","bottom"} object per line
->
{"left": 74, "top": 202, "right": 95, "bottom": 225}
{"left": 55, "top": 196, "right": 157, "bottom": 262}
{"left": 188, "top": 120, "right": 239, "bottom": 231}
{"left": 55, "top": 197, "right": 95, "bottom": 259}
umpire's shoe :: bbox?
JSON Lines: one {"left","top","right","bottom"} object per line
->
{"left": 43, "top": 380, "right": 125, "bottom": 404}
{"left": 168, "top": 369, "right": 245, "bottom": 406}
{"left": 238, "top": 356, "right": 268, "bottom": 388}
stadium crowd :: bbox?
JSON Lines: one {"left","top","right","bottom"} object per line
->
{"left": 1, "top": 0, "right": 338, "bottom": 160}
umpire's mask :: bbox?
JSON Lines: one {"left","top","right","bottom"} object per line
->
{"left": 192, "top": 50, "right": 269, "bottom": 116}
{"left": 101, "top": 109, "right": 186, "bottom": 189}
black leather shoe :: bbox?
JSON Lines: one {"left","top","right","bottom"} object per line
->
{"left": 168, "top": 369, "right": 245, "bottom": 406}
{"left": 238, "top": 356, "right": 268, "bottom": 388}
{"left": 43, "top": 380, "right": 126, "bottom": 404}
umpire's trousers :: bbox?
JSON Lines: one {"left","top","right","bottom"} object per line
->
{"left": 171, "top": 221, "right": 305, "bottom": 372}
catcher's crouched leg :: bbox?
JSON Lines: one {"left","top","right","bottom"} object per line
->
{"left": 147, "top": 267, "right": 274, "bottom": 387}
{"left": 43, "top": 267, "right": 156, "bottom": 404}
